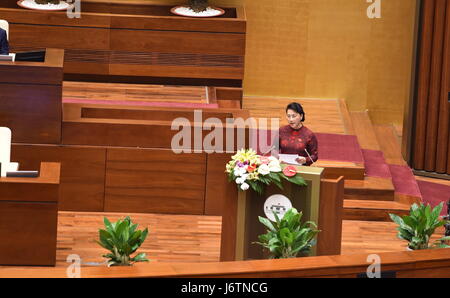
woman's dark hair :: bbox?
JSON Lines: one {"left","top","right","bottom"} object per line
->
{"left": 286, "top": 102, "right": 305, "bottom": 122}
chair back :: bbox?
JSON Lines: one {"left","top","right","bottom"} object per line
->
{"left": 0, "top": 20, "right": 9, "bottom": 40}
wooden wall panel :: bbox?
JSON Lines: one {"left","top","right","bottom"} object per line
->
{"left": 0, "top": 202, "right": 58, "bottom": 266}
{"left": 10, "top": 24, "right": 110, "bottom": 50}
{"left": 11, "top": 144, "right": 106, "bottom": 212}
{"left": 317, "top": 177, "right": 344, "bottom": 256}
{"left": 110, "top": 30, "right": 245, "bottom": 56}
{"left": 204, "top": 153, "right": 234, "bottom": 216}
{"left": 1, "top": 3, "right": 246, "bottom": 84}
{"left": 62, "top": 121, "right": 199, "bottom": 149}
{"left": 0, "top": 84, "right": 61, "bottom": 144}
{"left": 104, "top": 148, "right": 206, "bottom": 215}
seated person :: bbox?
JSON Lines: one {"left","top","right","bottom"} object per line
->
{"left": 0, "top": 28, "right": 9, "bottom": 55}
{"left": 279, "top": 102, "right": 318, "bottom": 166}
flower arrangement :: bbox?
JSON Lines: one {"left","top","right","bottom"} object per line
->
{"left": 226, "top": 149, "right": 307, "bottom": 195}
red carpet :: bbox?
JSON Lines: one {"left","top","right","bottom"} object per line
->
{"left": 315, "top": 133, "right": 364, "bottom": 163}
{"left": 63, "top": 98, "right": 219, "bottom": 109}
{"left": 361, "top": 149, "right": 391, "bottom": 178}
{"left": 388, "top": 164, "right": 422, "bottom": 198}
{"left": 417, "top": 180, "right": 450, "bottom": 216}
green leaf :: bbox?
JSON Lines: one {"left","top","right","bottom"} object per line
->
{"left": 258, "top": 216, "right": 276, "bottom": 232}
{"left": 97, "top": 216, "right": 149, "bottom": 266}
{"left": 132, "top": 253, "right": 149, "bottom": 263}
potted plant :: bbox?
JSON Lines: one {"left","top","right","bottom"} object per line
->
{"left": 389, "top": 202, "right": 450, "bottom": 251}
{"left": 34, "top": 0, "right": 61, "bottom": 4}
{"left": 189, "top": 0, "right": 208, "bottom": 13}
{"left": 254, "top": 208, "right": 320, "bottom": 259}
{"left": 171, "top": 0, "right": 225, "bottom": 17}
{"left": 97, "top": 216, "right": 149, "bottom": 266}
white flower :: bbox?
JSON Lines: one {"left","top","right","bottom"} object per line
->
{"left": 240, "top": 182, "right": 250, "bottom": 191}
{"left": 235, "top": 174, "right": 249, "bottom": 184}
{"left": 234, "top": 166, "right": 247, "bottom": 177}
{"left": 258, "top": 164, "right": 270, "bottom": 175}
{"left": 268, "top": 160, "right": 282, "bottom": 172}
{"left": 268, "top": 156, "right": 278, "bottom": 163}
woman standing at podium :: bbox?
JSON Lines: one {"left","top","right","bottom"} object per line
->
{"left": 279, "top": 102, "right": 318, "bottom": 166}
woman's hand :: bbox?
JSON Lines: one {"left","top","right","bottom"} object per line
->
{"left": 296, "top": 156, "right": 307, "bottom": 165}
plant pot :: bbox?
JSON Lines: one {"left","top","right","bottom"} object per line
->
{"left": 170, "top": 5, "right": 225, "bottom": 18}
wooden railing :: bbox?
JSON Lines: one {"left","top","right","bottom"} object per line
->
{"left": 1, "top": 249, "right": 450, "bottom": 278}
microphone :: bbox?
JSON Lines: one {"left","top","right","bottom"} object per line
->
{"left": 304, "top": 148, "right": 315, "bottom": 166}
{"left": 261, "top": 145, "right": 276, "bottom": 156}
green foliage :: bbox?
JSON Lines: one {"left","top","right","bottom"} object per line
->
{"left": 97, "top": 216, "right": 149, "bottom": 266}
{"left": 227, "top": 165, "right": 307, "bottom": 196}
{"left": 389, "top": 202, "right": 450, "bottom": 250}
{"left": 35, "top": 0, "right": 60, "bottom": 4}
{"left": 254, "top": 208, "right": 320, "bottom": 259}
{"left": 189, "top": 0, "right": 208, "bottom": 12}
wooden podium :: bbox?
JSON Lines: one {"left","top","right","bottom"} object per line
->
{"left": 0, "top": 162, "right": 61, "bottom": 266}
{"left": 220, "top": 166, "right": 344, "bottom": 261}
{"left": 0, "top": 48, "right": 64, "bottom": 144}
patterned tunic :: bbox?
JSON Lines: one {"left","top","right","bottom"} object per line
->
{"left": 279, "top": 125, "right": 319, "bottom": 166}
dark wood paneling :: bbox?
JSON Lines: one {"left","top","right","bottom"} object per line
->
{"left": 110, "top": 29, "right": 245, "bottom": 56}
{"left": 62, "top": 121, "right": 198, "bottom": 149}
{"left": 0, "top": 162, "right": 59, "bottom": 266}
{"left": 0, "top": 6, "right": 112, "bottom": 27}
{"left": 104, "top": 148, "right": 206, "bottom": 214}
{"left": 412, "top": 0, "right": 450, "bottom": 176}
{"left": 0, "top": 201, "right": 58, "bottom": 266}
{"left": 108, "top": 64, "right": 244, "bottom": 80}
{"left": 436, "top": 0, "right": 450, "bottom": 173}
{"left": 425, "top": 0, "right": 447, "bottom": 171}
{"left": 110, "top": 13, "right": 245, "bottom": 33}
{"left": 215, "top": 87, "right": 243, "bottom": 108}
{"left": 11, "top": 145, "right": 106, "bottom": 212}
{"left": 204, "top": 153, "right": 234, "bottom": 216}
{"left": 0, "top": 84, "right": 61, "bottom": 144}
{"left": 11, "top": 24, "right": 110, "bottom": 50}
{"left": 413, "top": 0, "right": 436, "bottom": 170}
{"left": 317, "top": 177, "right": 344, "bottom": 256}
{"left": 1, "top": 4, "right": 246, "bottom": 81}
{"left": 81, "top": 108, "right": 233, "bottom": 122}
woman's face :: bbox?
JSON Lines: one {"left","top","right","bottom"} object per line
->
{"left": 286, "top": 109, "right": 303, "bottom": 129}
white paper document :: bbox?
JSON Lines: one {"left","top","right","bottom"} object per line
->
{"left": 0, "top": 54, "right": 15, "bottom": 61}
{"left": 278, "top": 154, "right": 301, "bottom": 165}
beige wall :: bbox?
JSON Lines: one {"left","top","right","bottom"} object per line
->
{"left": 125, "top": 0, "right": 418, "bottom": 125}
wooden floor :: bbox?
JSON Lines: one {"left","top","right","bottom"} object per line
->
{"left": 15, "top": 211, "right": 437, "bottom": 268}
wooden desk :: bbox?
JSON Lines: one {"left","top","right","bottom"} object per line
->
{"left": 0, "top": 1, "right": 246, "bottom": 87}
{"left": 0, "top": 48, "right": 64, "bottom": 144}
{"left": 0, "top": 162, "right": 61, "bottom": 266}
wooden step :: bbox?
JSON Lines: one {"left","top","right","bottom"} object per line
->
{"left": 343, "top": 199, "right": 411, "bottom": 221}
{"left": 349, "top": 111, "right": 381, "bottom": 150}
{"left": 373, "top": 124, "right": 407, "bottom": 166}
{"left": 344, "top": 177, "right": 395, "bottom": 201}
{"left": 313, "top": 160, "right": 365, "bottom": 180}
